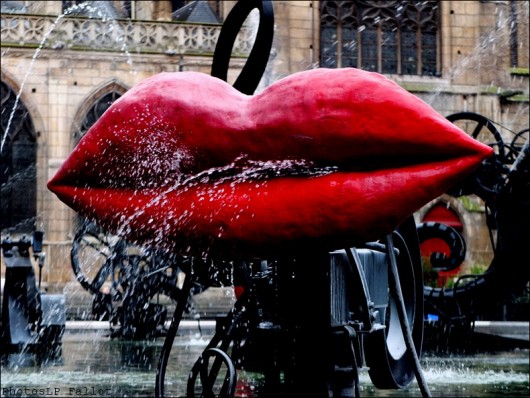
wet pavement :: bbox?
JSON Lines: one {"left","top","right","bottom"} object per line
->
{"left": 1, "top": 323, "right": 529, "bottom": 397}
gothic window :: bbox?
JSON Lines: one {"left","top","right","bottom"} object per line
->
{"left": 1, "top": 81, "right": 37, "bottom": 234}
{"left": 320, "top": 1, "right": 440, "bottom": 76}
{"left": 74, "top": 90, "right": 122, "bottom": 142}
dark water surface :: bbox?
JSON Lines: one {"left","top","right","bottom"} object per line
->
{"left": 2, "top": 329, "right": 528, "bottom": 397}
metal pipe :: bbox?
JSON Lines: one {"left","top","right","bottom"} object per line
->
{"left": 385, "top": 234, "right": 432, "bottom": 398}
{"left": 155, "top": 272, "right": 194, "bottom": 398}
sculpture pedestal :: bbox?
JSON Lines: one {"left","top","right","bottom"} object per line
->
{"left": 234, "top": 252, "right": 358, "bottom": 398}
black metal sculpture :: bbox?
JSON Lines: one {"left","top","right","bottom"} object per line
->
{"left": 70, "top": 220, "right": 204, "bottom": 339}
{"left": 1, "top": 231, "right": 66, "bottom": 365}
{"left": 57, "top": 1, "right": 525, "bottom": 396}
{"left": 179, "top": 219, "right": 426, "bottom": 397}
{"left": 211, "top": 0, "right": 274, "bottom": 95}
{"left": 420, "top": 113, "right": 529, "bottom": 353}
{"left": 155, "top": 2, "right": 430, "bottom": 397}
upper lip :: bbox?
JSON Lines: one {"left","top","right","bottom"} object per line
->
{"left": 48, "top": 68, "right": 493, "bottom": 257}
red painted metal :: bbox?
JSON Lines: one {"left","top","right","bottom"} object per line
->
{"left": 423, "top": 203, "right": 463, "bottom": 230}
{"left": 421, "top": 204, "right": 464, "bottom": 286}
{"left": 48, "top": 68, "right": 492, "bottom": 257}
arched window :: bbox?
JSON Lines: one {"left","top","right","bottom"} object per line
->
{"left": 1, "top": 81, "right": 37, "bottom": 234}
{"left": 320, "top": 1, "right": 440, "bottom": 76}
{"left": 74, "top": 90, "right": 122, "bottom": 142}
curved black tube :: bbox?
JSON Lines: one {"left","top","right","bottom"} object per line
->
{"left": 386, "top": 234, "right": 432, "bottom": 398}
{"left": 416, "top": 222, "right": 466, "bottom": 271}
{"left": 424, "top": 136, "right": 529, "bottom": 309}
{"left": 155, "top": 273, "right": 194, "bottom": 398}
{"left": 211, "top": 0, "right": 274, "bottom": 95}
{"left": 187, "top": 347, "right": 237, "bottom": 398}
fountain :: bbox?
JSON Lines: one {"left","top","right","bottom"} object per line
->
{"left": 417, "top": 112, "right": 529, "bottom": 354}
{"left": 1, "top": 231, "right": 66, "bottom": 367}
{"left": 44, "top": 1, "right": 496, "bottom": 397}
{"left": 0, "top": 0, "right": 143, "bottom": 365}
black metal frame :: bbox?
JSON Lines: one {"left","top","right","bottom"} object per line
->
{"left": 422, "top": 113, "right": 529, "bottom": 353}
{"left": 71, "top": 220, "right": 189, "bottom": 339}
{"left": 154, "top": 219, "right": 425, "bottom": 398}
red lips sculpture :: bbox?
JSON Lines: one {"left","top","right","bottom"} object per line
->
{"left": 48, "top": 68, "right": 492, "bottom": 257}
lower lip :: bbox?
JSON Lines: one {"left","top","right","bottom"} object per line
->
{"left": 50, "top": 157, "right": 478, "bottom": 257}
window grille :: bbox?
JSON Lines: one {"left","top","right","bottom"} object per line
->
{"left": 320, "top": 0, "right": 440, "bottom": 76}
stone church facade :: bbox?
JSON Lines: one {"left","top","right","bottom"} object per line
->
{"left": 1, "top": 1, "right": 528, "bottom": 292}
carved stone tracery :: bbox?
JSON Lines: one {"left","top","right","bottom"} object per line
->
{"left": 0, "top": 13, "right": 252, "bottom": 56}
{"left": 320, "top": 0, "right": 440, "bottom": 76}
